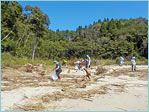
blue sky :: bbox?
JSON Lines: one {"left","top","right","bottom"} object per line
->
{"left": 18, "top": 1, "right": 148, "bottom": 31}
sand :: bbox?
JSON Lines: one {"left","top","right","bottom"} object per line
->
{"left": 1, "top": 65, "right": 148, "bottom": 111}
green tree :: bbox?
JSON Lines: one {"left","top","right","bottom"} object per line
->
{"left": 24, "top": 5, "right": 50, "bottom": 60}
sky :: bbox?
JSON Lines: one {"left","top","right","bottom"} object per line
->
{"left": 18, "top": 1, "right": 148, "bottom": 31}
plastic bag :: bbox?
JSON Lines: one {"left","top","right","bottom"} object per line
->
{"left": 51, "top": 70, "right": 58, "bottom": 81}
{"left": 75, "top": 65, "right": 78, "bottom": 70}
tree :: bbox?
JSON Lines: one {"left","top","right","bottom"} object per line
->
{"left": 1, "top": 1, "right": 23, "bottom": 53}
{"left": 24, "top": 5, "right": 50, "bottom": 60}
{"left": 1, "top": 2, "right": 148, "bottom": 60}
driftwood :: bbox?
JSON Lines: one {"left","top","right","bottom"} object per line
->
{"left": 25, "top": 63, "right": 46, "bottom": 76}
{"left": 83, "top": 68, "right": 91, "bottom": 79}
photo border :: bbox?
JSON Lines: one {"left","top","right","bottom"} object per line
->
{"left": 0, "top": 0, "right": 148, "bottom": 112}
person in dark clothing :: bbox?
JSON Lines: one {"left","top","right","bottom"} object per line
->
{"left": 83, "top": 59, "right": 88, "bottom": 68}
{"left": 54, "top": 60, "right": 62, "bottom": 80}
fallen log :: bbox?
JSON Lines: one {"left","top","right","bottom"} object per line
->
{"left": 84, "top": 68, "right": 91, "bottom": 80}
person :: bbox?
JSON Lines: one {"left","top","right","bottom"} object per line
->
{"left": 75, "top": 60, "right": 81, "bottom": 72}
{"left": 54, "top": 60, "right": 62, "bottom": 80}
{"left": 83, "top": 59, "right": 88, "bottom": 68}
{"left": 62, "top": 59, "right": 68, "bottom": 67}
{"left": 86, "top": 55, "right": 91, "bottom": 68}
{"left": 119, "top": 56, "right": 124, "bottom": 66}
{"left": 131, "top": 57, "right": 136, "bottom": 71}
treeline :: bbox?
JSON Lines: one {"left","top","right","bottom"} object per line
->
{"left": 1, "top": 1, "right": 148, "bottom": 60}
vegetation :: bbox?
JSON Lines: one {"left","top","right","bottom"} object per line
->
{"left": 1, "top": 53, "right": 55, "bottom": 67}
{"left": 1, "top": 1, "right": 148, "bottom": 65}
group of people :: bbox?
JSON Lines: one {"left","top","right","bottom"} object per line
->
{"left": 52, "top": 55, "right": 136, "bottom": 81}
{"left": 53, "top": 55, "right": 91, "bottom": 80}
{"left": 119, "top": 56, "right": 136, "bottom": 71}
{"left": 75, "top": 54, "right": 91, "bottom": 71}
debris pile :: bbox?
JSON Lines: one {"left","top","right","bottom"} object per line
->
{"left": 95, "top": 65, "right": 106, "bottom": 75}
{"left": 25, "top": 63, "right": 46, "bottom": 76}
{"left": 41, "top": 86, "right": 108, "bottom": 103}
{"left": 10, "top": 103, "right": 46, "bottom": 111}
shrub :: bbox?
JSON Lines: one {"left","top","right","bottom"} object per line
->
{"left": 115, "top": 57, "right": 120, "bottom": 64}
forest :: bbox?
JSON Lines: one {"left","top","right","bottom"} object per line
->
{"left": 1, "top": 1, "right": 148, "bottom": 61}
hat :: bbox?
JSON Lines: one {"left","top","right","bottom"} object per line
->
{"left": 54, "top": 60, "right": 57, "bottom": 63}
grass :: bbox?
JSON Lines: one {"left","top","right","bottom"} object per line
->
{"left": 1, "top": 53, "right": 55, "bottom": 68}
{"left": 91, "top": 58, "right": 118, "bottom": 66}
{"left": 123, "top": 59, "right": 147, "bottom": 65}
{"left": 1, "top": 53, "right": 148, "bottom": 68}
{"left": 91, "top": 58, "right": 148, "bottom": 66}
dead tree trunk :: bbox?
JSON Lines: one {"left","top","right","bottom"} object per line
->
{"left": 1, "top": 31, "right": 12, "bottom": 41}
{"left": 32, "top": 37, "right": 38, "bottom": 60}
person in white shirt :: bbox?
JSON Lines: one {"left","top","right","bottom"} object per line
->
{"left": 131, "top": 57, "right": 136, "bottom": 71}
{"left": 86, "top": 55, "right": 91, "bottom": 68}
{"left": 75, "top": 60, "right": 81, "bottom": 72}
